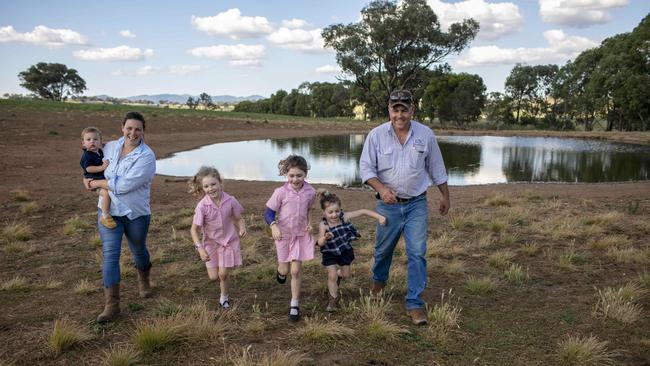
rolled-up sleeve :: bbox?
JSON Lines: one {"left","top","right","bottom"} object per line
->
{"left": 359, "top": 131, "right": 378, "bottom": 184}
{"left": 108, "top": 153, "right": 156, "bottom": 195}
{"left": 426, "top": 133, "right": 448, "bottom": 186}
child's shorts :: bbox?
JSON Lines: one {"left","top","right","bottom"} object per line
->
{"left": 321, "top": 248, "right": 355, "bottom": 266}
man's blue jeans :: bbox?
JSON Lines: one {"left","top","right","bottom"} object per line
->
{"left": 97, "top": 212, "right": 151, "bottom": 288}
{"left": 373, "top": 195, "right": 428, "bottom": 310}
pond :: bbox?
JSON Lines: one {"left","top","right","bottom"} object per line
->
{"left": 156, "top": 134, "right": 650, "bottom": 186}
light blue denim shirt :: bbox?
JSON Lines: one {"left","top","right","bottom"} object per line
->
{"left": 98, "top": 137, "right": 156, "bottom": 219}
{"left": 360, "top": 120, "right": 447, "bottom": 198}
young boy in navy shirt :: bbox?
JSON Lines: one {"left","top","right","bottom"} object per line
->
{"left": 80, "top": 127, "right": 116, "bottom": 229}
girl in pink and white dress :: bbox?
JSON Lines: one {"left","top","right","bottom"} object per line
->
{"left": 264, "top": 155, "right": 316, "bottom": 322}
{"left": 190, "top": 166, "right": 247, "bottom": 309}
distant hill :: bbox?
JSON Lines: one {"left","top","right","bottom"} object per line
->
{"left": 122, "top": 94, "right": 265, "bottom": 104}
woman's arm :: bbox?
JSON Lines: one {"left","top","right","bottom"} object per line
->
{"left": 344, "top": 209, "right": 387, "bottom": 225}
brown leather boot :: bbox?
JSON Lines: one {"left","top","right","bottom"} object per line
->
{"left": 407, "top": 308, "right": 428, "bottom": 326}
{"left": 326, "top": 294, "right": 339, "bottom": 312}
{"left": 137, "top": 265, "right": 152, "bottom": 298}
{"left": 97, "top": 284, "right": 120, "bottom": 323}
{"left": 370, "top": 281, "right": 385, "bottom": 296}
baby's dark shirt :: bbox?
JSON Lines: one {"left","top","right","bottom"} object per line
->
{"left": 80, "top": 149, "right": 106, "bottom": 179}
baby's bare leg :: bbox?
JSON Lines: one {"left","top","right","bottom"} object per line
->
{"left": 99, "top": 187, "right": 111, "bottom": 216}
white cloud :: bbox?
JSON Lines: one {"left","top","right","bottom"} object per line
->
{"left": 456, "top": 29, "right": 598, "bottom": 67}
{"left": 188, "top": 44, "right": 265, "bottom": 67}
{"left": 191, "top": 8, "right": 273, "bottom": 39}
{"left": 119, "top": 30, "right": 136, "bottom": 38}
{"left": 428, "top": 0, "right": 523, "bottom": 40}
{"left": 135, "top": 65, "right": 160, "bottom": 76}
{"left": 281, "top": 18, "right": 311, "bottom": 29}
{"left": 169, "top": 64, "right": 206, "bottom": 75}
{"left": 0, "top": 25, "right": 87, "bottom": 47}
{"left": 315, "top": 64, "right": 340, "bottom": 74}
{"left": 73, "top": 46, "right": 154, "bottom": 61}
{"left": 111, "top": 69, "right": 126, "bottom": 76}
{"left": 539, "top": 0, "right": 628, "bottom": 27}
{"left": 267, "top": 27, "right": 328, "bottom": 53}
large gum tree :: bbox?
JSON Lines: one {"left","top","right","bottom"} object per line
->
{"left": 322, "top": 0, "right": 479, "bottom": 117}
{"left": 18, "top": 62, "right": 87, "bottom": 101}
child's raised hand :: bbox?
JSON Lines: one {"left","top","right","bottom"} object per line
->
{"left": 324, "top": 231, "right": 334, "bottom": 240}
{"left": 271, "top": 225, "right": 282, "bottom": 241}
{"left": 378, "top": 215, "right": 387, "bottom": 226}
{"left": 198, "top": 248, "right": 210, "bottom": 262}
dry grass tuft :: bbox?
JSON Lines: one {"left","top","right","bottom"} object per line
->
{"left": 582, "top": 212, "right": 625, "bottom": 227}
{"left": 591, "top": 235, "right": 631, "bottom": 250}
{"left": 292, "top": 315, "right": 354, "bottom": 345}
{"left": 503, "top": 263, "right": 529, "bottom": 285}
{"left": 1, "top": 223, "right": 32, "bottom": 242}
{"left": 594, "top": 283, "right": 647, "bottom": 324}
{"left": 487, "top": 250, "right": 514, "bottom": 268}
{"left": 229, "top": 345, "right": 311, "bottom": 366}
{"left": 353, "top": 293, "right": 394, "bottom": 321}
{"left": 606, "top": 247, "right": 645, "bottom": 264}
{"left": 484, "top": 193, "right": 512, "bottom": 207}
{"left": 240, "top": 235, "right": 267, "bottom": 264}
{"left": 48, "top": 318, "right": 92, "bottom": 354}
{"left": 45, "top": 280, "right": 64, "bottom": 289}
{"left": 132, "top": 315, "right": 188, "bottom": 353}
{"left": 466, "top": 276, "right": 497, "bottom": 295}
{"left": 62, "top": 215, "right": 92, "bottom": 235}
{"left": 10, "top": 189, "right": 30, "bottom": 202}
{"left": 359, "top": 317, "right": 409, "bottom": 343}
{"left": 557, "top": 335, "right": 618, "bottom": 366}
{"left": 20, "top": 201, "right": 39, "bottom": 214}
{"left": 427, "top": 289, "right": 462, "bottom": 339}
{"left": 0, "top": 276, "right": 30, "bottom": 292}
{"left": 73, "top": 278, "right": 95, "bottom": 295}
{"left": 89, "top": 234, "right": 102, "bottom": 247}
{"left": 101, "top": 345, "right": 141, "bottom": 366}
{"left": 520, "top": 243, "right": 539, "bottom": 256}
{"left": 442, "top": 259, "right": 465, "bottom": 274}
{"left": 3, "top": 241, "right": 33, "bottom": 255}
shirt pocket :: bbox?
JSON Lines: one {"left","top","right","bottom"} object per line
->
{"left": 377, "top": 147, "right": 394, "bottom": 172}
{"left": 409, "top": 144, "right": 427, "bottom": 169}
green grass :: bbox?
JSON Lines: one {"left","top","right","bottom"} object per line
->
{"left": 466, "top": 276, "right": 497, "bottom": 295}
{"left": 132, "top": 315, "right": 187, "bottom": 353}
{"left": 503, "top": 263, "right": 529, "bottom": 285}
{"left": 427, "top": 289, "right": 462, "bottom": 339}
{"left": 1, "top": 223, "right": 31, "bottom": 242}
{"left": 292, "top": 316, "right": 354, "bottom": 345}
{"left": 0, "top": 276, "right": 31, "bottom": 292}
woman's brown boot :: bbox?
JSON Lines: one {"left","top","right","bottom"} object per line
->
{"left": 97, "top": 284, "right": 120, "bottom": 323}
{"left": 137, "top": 266, "right": 152, "bottom": 298}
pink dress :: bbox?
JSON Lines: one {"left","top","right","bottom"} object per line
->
{"left": 193, "top": 192, "right": 243, "bottom": 268}
{"left": 266, "top": 182, "right": 316, "bottom": 262}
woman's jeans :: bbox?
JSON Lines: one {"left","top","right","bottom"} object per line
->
{"left": 373, "top": 195, "right": 428, "bottom": 310}
{"left": 98, "top": 212, "right": 151, "bottom": 288}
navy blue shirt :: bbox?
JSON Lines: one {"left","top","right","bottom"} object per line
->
{"left": 80, "top": 149, "right": 106, "bottom": 179}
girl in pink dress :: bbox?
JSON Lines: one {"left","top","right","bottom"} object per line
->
{"left": 190, "top": 166, "right": 247, "bottom": 309}
{"left": 264, "top": 155, "right": 316, "bottom": 321}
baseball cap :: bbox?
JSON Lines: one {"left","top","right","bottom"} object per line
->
{"left": 388, "top": 89, "right": 412, "bottom": 108}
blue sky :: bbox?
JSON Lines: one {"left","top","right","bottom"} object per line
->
{"left": 1, "top": 0, "right": 648, "bottom": 98}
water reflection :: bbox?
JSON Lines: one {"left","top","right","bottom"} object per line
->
{"left": 156, "top": 134, "right": 650, "bottom": 186}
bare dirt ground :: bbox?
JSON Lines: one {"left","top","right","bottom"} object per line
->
{"left": 0, "top": 105, "right": 648, "bottom": 365}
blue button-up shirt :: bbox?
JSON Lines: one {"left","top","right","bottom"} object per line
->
{"left": 98, "top": 137, "right": 156, "bottom": 219}
{"left": 359, "top": 120, "right": 447, "bottom": 198}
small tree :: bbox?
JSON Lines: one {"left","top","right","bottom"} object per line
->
{"left": 186, "top": 96, "right": 199, "bottom": 109}
{"left": 18, "top": 62, "right": 86, "bottom": 101}
{"left": 198, "top": 92, "right": 215, "bottom": 109}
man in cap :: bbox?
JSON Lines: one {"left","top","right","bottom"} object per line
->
{"left": 359, "top": 89, "right": 450, "bottom": 325}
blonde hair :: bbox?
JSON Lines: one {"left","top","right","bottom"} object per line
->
{"left": 81, "top": 126, "right": 102, "bottom": 139}
{"left": 316, "top": 188, "right": 342, "bottom": 210}
{"left": 278, "top": 154, "right": 309, "bottom": 176}
{"left": 188, "top": 166, "right": 222, "bottom": 197}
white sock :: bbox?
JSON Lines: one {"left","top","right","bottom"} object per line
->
{"left": 220, "top": 294, "right": 229, "bottom": 304}
{"left": 289, "top": 299, "right": 299, "bottom": 315}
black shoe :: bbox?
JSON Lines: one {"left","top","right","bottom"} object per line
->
{"left": 288, "top": 306, "right": 300, "bottom": 322}
{"left": 276, "top": 270, "right": 287, "bottom": 284}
